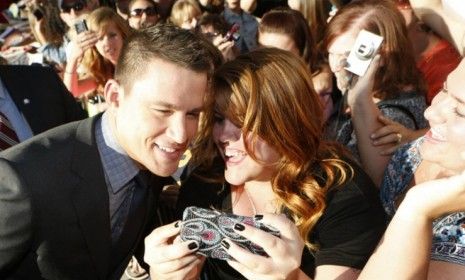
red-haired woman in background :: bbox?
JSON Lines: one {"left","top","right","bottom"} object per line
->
{"left": 324, "top": 0, "right": 428, "bottom": 186}
{"left": 64, "top": 7, "right": 131, "bottom": 100}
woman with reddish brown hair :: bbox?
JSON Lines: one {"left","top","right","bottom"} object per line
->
{"left": 324, "top": 0, "right": 428, "bottom": 186}
{"left": 64, "top": 7, "right": 131, "bottom": 100}
{"left": 145, "top": 48, "right": 386, "bottom": 280}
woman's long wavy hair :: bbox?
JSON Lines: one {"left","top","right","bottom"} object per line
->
{"left": 191, "top": 48, "right": 352, "bottom": 250}
{"left": 324, "top": 0, "right": 425, "bottom": 100}
{"left": 259, "top": 8, "right": 322, "bottom": 75}
{"left": 82, "top": 7, "right": 131, "bottom": 93}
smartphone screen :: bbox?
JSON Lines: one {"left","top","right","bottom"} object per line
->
{"left": 225, "top": 23, "right": 240, "bottom": 41}
{"left": 345, "top": 29, "right": 383, "bottom": 76}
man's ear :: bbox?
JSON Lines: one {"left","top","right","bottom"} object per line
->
{"left": 104, "top": 79, "right": 122, "bottom": 108}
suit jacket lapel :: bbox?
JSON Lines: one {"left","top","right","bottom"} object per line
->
{"left": 70, "top": 115, "right": 111, "bottom": 279}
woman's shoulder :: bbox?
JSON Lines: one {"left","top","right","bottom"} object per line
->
{"left": 324, "top": 157, "right": 383, "bottom": 215}
{"left": 380, "top": 137, "right": 424, "bottom": 216}
{"left": 379, "top": 90, "right": 426, "bottom": 109}
{"left": 307, "top": 157, "right": 386, "bottom": 270}
{"left": 378, "top": 91, "right": 428, "bottom": 129}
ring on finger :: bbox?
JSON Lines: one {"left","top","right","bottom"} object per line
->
{"left": 396, "top": 133, "right": 402, "bottom": 144}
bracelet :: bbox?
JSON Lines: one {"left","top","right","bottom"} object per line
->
{"left": 64, "top": 70, "right": 76, "bottom": 75}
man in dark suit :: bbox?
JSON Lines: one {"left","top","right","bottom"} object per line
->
{"left": 0, "top": 24, "right": 214, "bottom": 279}
{"left": 0, "top": 64, "right": 86, "bottom": 146}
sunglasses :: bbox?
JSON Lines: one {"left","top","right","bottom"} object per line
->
{"left": 61, "top": 1, "right": 87, "bottom": 13}
{"left": 129, "top": 6, "right": 158, "bottom": 18}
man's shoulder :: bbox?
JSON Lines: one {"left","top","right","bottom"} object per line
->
{"left": 0, "top": 116, "right": 96, "bottom": 163}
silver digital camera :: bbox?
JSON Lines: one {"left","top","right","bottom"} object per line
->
{"left": 345, "top": 29, "right": 383, "bottom": 76}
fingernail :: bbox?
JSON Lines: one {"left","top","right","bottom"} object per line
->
{"left": 174, "top": 221, "right": 179, "bottom": 228}
{"left": 188, "top": 242, "right": 198, "bottom": 250}
{"left": 254, "top": 215, "right": 263, "bottom": 221}
{"left": 234, "top": 223, "right": 245, "bottom": 231}
{"left": 221, "top": 240, "right": 230, "bottom": 249}
{"left": 370, "top": 134, "right": 375, "bottom": 139}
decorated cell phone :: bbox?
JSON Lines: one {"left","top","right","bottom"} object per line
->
{"left": 224, "top": 23, "right": 240, "bottom": 41}
{"left": 180, "top": 206, "right": 280, "bottom": 260}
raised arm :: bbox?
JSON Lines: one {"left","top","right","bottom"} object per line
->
{"left": 63, "top": 31, "right": 98, "bottom": 98}
{"left": 410, "top": 0, "right": 465, "bottom": 55}
{"left": 359, "top": 171, "right": 465, "bottom": 280}
{"left": 347, "top": 55, "right": 394, "bottom": 187}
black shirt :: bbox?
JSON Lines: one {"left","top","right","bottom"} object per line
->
{"left": 176, "top": 159, "right": 386, "bottom": 279}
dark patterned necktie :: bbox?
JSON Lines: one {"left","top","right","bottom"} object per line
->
{"left": 0, "top": 112, "right": 19, "bottom": 151}
{"left": 110, "top": 170, "right": 150, "bottom": 270}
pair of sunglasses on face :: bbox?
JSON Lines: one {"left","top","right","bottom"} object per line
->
{"left": 129, "top": 6, "right": 158, "bottom": 18}
{"left": 61, "top": 1, "right": 87, "bottom": 13}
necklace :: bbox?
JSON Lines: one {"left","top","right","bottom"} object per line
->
{"left": 244, "top": 187, "right": 257, "bottom": 215}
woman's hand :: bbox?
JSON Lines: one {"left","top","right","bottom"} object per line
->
{"left": 399, "top": 171, "right": 465, "bottom": 222}
{"left": 221, "top": 214, "right": 304, "bottom": 280}
{"left": 32, "top": 16, "right": 47, "bottom": 45}
{"left": 358, "top": 171, "right": 465, "bottom": 280}
{"left": 370, "top": 115, "right": 425, "bottom": 155}
{"left": 346, "top": 54, "right": 381, "bottom": 108}
{"left": 213, "top": 35, "right": 239, "bottom": 62}
{"left": 144, "top": 221, "right": 205, "bottom": 280}
{"left": 334, "top": 67, "right": 353, "bottom": 94}
{"left": 66, "top": 31, "right": 98, "bottom": 64}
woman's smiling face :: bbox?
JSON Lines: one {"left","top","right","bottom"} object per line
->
{"left": 94, "top": 22, "right": 124, "bottom": 65}
{"left": 213, "top": 113, "right": 280, "bottom": 186}
{"left": 420, "top": 59, "right": 465, "bottom": 174}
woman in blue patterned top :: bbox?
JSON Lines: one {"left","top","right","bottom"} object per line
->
{"left": 380, "top": 58, "right": 465, "bottom": 279}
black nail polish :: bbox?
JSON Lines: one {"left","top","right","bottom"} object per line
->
{"left": 221, "top": 240, "right": 230, "bottom": 249}
{"left": 174, "top": 221, "right": 179, "bottom": 228}
{"left": 234, "top": 223, "right": 245, "bottom": 231}
{"left": 254, "top": 215, "right": 263, "bottom": 221}
{"left": 188, "top": 242, "right": 198, "bottom": 250}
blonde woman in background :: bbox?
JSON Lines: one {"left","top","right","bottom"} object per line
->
{"left": 169, "top": 0, "right": 202, "bottom": 30}
{"left": 64, "top": 7, "right": 131, "bottom": 100}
